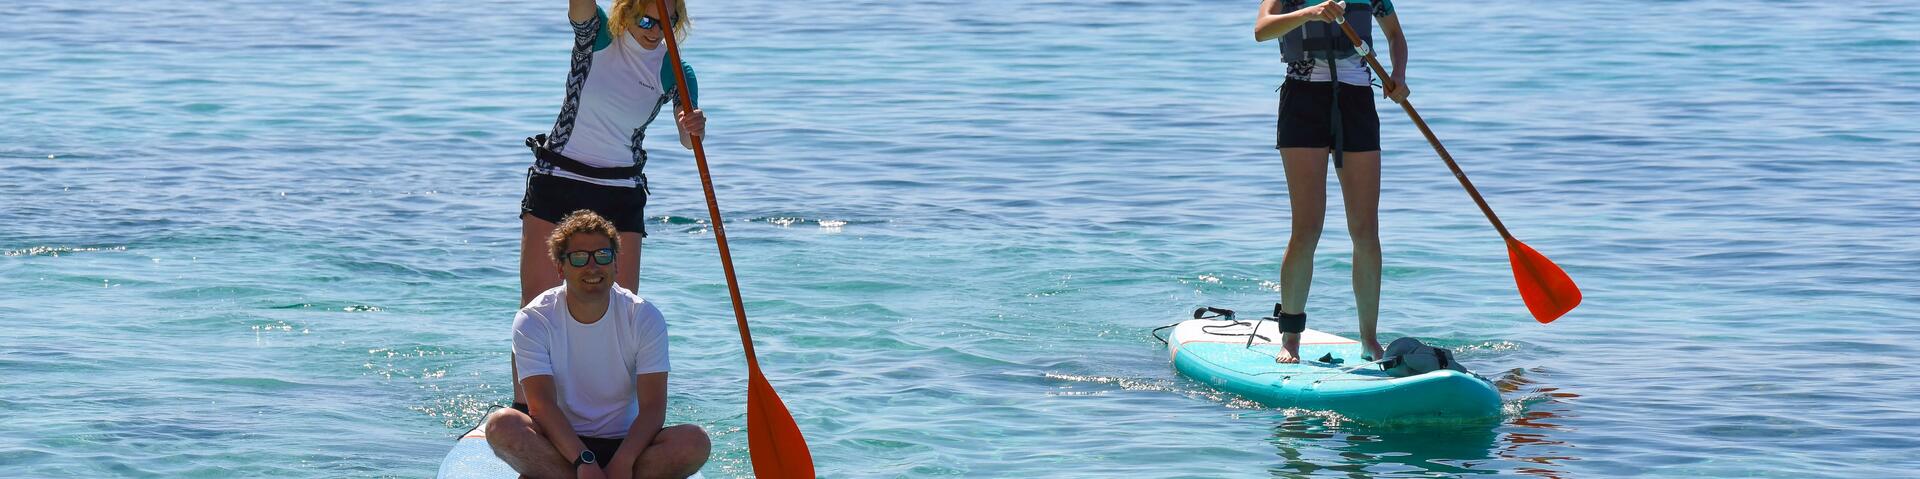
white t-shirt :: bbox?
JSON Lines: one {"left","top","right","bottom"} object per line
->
{"left": 513, "top": 285, "right": 670, "bottom": 438}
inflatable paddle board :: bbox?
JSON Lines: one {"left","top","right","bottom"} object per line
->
{"left": 1163, "top": 316, "right": 1502, "bottom": 422}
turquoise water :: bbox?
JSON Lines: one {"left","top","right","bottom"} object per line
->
{"left": 4, "top": 0, "right": 1919, "bottom": 476}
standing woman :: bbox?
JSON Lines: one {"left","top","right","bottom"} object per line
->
{"left": 1255, "top": 0, "right": 1407, "bottom": 363}
{"left": 516, "top": 0, "right": 702, "bottom": 403}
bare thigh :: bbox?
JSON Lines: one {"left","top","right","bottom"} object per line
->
{"left": 483, "top": 408, "right": 570, "bottom": 478}
{"left": 1280, "top": 148, "right": 1332, "bottom": 233}
{"left": 1333, "top": 151, "right": 1381, "bottom": 239}
{"left": 626, "top": 424, "right": 711, "bottom": 479}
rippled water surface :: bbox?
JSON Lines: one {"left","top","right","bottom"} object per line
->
{"left": 4, "top": 0, "right": 1919, "bottom": 477}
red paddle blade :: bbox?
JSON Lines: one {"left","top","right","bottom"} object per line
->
{"left": 1506, "top": 239, "right": 1581, "bottom": 323}
{"left": 746, "top": 371, "right": 815, "bottom": 478}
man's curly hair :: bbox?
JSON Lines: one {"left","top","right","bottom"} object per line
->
{"left": 547, "top": 209, "right": 621, "bottom": 263}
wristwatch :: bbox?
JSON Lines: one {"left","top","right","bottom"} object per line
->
{"left": 573, "top": 449, "right": 596, "bottom": 468}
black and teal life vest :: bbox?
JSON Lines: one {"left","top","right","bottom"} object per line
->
{"left": 1279, "top": 0, "right": 1390, "bottom": 63}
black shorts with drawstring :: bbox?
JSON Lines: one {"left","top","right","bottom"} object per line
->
{"left": 1276, "top": 79, "right": 1381, "bottom": 153}
{"left": 520, "top": 169, "right": 650, "bottom": 237}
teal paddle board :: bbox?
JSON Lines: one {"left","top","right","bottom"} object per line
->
{"left": 1164, "top": 317, "right": 1502, "bottom": 422}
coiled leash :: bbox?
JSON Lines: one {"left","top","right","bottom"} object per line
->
{"left": 1154, "top": 304, "right": 1309, "bottom": 362}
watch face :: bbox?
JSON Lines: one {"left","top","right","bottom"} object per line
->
{"left": 579, "top": 449, "right": 596, "bottom": 464}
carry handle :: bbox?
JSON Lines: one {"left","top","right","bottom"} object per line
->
{"left": 1191, "top": 307, "right": 1236, "bottom": 320}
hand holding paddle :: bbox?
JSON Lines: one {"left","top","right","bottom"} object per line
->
{"left": 652, "top": 1, "right": 818, "bottom": 476}
{"left": 1333, "top": 8, "right": 1582, "bottom": 323}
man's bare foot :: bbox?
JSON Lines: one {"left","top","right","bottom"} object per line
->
{"left": 1363, "top": 338, "right": 1385, "bottom": 362}
{"left": 1276, "top": 332, "right": 1302, "bottom": 363}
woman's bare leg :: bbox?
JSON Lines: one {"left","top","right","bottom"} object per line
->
{"left": 617, "top": 232, "right": 643, "bottom": 294}
{"left": 1277, "top": 147, "right": 1331, "bottom": 363}
{"left": 1335, "top": 151, "right": 1385, "bottom": 360}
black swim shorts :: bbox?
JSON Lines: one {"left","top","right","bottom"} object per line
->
{"left": 520, "top": 170, "right": 650, "bottom": 236}
{"left": 1276, "top": 79, "right": 1381, "bottom": 153}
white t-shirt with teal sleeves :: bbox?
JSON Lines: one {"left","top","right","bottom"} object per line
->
{"left": 541, "top": 7, "right": 700, "bottom": 188}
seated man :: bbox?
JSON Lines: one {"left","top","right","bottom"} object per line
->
{"left": 486, "top": 210, "right": 710, "bottom": 479}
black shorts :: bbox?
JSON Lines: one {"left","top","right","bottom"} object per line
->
{"left": 1276, "top": 79, "right": 1381, "bottom": 153}
{"left": 578, "top": 435, "right": 625, "bottom": 463}
{"left": 508, "top": 403, "right": 625, "bottom": 461}
{"left": 520, "top": 169, "right": 649, "bottom": 237}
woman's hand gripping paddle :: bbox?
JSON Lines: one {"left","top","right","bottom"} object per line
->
{"left": 1332, "top": 7, "right": 1581, "bottom": 323}
{"left": 652, "top": 2, "right": 817, "bottom": 476}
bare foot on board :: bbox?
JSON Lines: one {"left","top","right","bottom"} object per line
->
{"left": 1275, "top": 332, "right": 1302, "bottom": 363}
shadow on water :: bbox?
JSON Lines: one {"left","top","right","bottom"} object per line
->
{"left": 1264, "top": 367, "right": 1579, "bottom": 477}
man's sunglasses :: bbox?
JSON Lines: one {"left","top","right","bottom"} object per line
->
{"left": 636, "top": 13, "right": 681, "bottom": 30}
{"left": 561, "top": 248, "right": 616, "bottom": 267}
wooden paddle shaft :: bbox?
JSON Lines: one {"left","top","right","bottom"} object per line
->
{"left": 652, "top": 1, "right": 764, "bottom": 369}
{"left": 1332, "top": 15, "right": 1514, "bottom": 242}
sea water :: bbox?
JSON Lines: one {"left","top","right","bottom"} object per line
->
{"left": 3, "top": 0, "right": 1917, "bottom": 476}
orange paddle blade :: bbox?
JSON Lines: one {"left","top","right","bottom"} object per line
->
{"left": 747, "top": 370, "right": 815, "bottom": 478}
{"left": 1506, "top": 239, "right": 1580, "bottom": 323}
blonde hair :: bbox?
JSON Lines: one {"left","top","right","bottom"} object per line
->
{"left": 610, "top": 0, "right": 691, "bottom": 45}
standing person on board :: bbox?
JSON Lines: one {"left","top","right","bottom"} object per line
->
{"left": 1255, "top": 0, "right": 1408, "bottom": 363}
{"left": 516, "top": 0, "right": 703, "bottom": 404}
{"left": 487, "top": 210, "right": 710, "bottom": 479}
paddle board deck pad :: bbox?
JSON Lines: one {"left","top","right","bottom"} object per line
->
{"left": 436, "top": 413, "right": 703, "bottom": 478}
{"left": 1164, "top": 318, "right": 1502, "bottom": 422}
